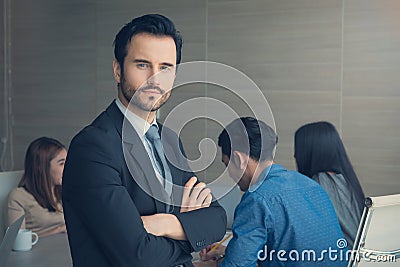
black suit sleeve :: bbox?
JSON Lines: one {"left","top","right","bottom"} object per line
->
{"left": 62, "top": 128, "right": 191, "bottom": 267}
{"left": 175, "top": 200, "right": 227, "bottom": 251}
{"left": 173, "top": 138, "right": 227, "bottom": 251}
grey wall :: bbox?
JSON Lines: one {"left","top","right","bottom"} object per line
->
{"left": 0, "top": 0, "right": 4, "bottom": 145}
{"left": 1, "top": 0, "right": 399, "bottom": 196}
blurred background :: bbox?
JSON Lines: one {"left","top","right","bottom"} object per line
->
{"left": 1, "top": 0, "right": 400, "bottom": 196}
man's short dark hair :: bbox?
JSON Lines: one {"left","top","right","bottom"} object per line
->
{"left": 113, "top": 14, "right": 183, "bottom": 70}
{"left": 218, "top": 117, "right": 278, "bottom": 161}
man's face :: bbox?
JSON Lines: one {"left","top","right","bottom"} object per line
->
{"left": 114, "top": 33, "right": 177, "bottom": 111}
{"left": 222, "top": 153, "right": 249, "bottom": 191}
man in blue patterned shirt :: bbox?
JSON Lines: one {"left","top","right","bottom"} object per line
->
{"left": 196, "top": 117, "right": 348, "bottom": 267}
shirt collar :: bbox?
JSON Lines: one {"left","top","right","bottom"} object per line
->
{"left": 248, "top": 164, "right": 284, "bottom": 192}
{"left": 115, "top": 98, "right": 157, "bottom": 137}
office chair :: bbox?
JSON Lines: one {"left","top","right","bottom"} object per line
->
{"left": 348, "top": 193, "right": 400, "bottom": 266}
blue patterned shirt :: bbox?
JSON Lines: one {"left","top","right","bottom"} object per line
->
{"left": 220, "top": 164, "right": 348, "bottom": 267}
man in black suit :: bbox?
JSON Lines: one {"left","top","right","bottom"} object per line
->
{"left": 62, "top": 14, "right": 227, "bottom": 267}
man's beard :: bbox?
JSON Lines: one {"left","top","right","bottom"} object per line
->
{"left": 120, "top": 75, "right": 171, "bottom": 112}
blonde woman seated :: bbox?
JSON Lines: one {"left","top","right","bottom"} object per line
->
{"left": 7, "top": 137, "right": 67, "bottom": 237}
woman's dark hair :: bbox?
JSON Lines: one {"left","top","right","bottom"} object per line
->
{"left": 113, "top": 14, "right": 183, "bottom": 70}
{"left": 19, "top": 137, "right": 65, "bottom": 212}
{"left": 294, "top": 121, "right": 365, "bottom": 208}
{"left": 218, "top": 117, "right": 278, "bottom": 161}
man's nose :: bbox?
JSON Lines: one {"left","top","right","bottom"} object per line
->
{"left": 147, "top": 67, "right": 161, "bottom": 86}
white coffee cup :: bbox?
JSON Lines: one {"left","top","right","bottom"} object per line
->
{"left": 12, "top": 229, "right": 39, "bottom": 251}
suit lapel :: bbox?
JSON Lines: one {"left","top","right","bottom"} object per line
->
{"left": 106, "top": 101, "right": 168, "bottom": 213}
{"left": 158, "top": 123, "right": 180, "bottom": 176}
{"left": 105, "top": 101, "right": 123, "bottom": 138}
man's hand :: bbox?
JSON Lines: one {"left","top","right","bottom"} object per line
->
{"left": 180, "top": 176, "right": 212, "bottom": 213}
{"left": 141, "top": 214, "right": 166, "bottom": 236}
{"left": 200, "top": 244, "right": 226, "bottom": 261}
{"left": 193, "top": 260, "right": 218, "bottom": 267}
{"left": 141, "top": 176, "right": 213, "bottom": 240}
{"left": 141, "top": 214, "right": 186, "bottom": 240}
{"left": 193, "top": 244, "right": 225, "bottom": 267}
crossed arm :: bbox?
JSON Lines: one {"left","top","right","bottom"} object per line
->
{"left": 141, "top": 176, "right": 213, "bottom": 240}
{"left": 63, "top": 129, "right": 226, "bottom": 266}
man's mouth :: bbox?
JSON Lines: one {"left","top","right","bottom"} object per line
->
{"left": 143, "top": 89, "right": 162, "bottom": 94}
{"left": 140, "top": 85, "right": 164, "bottom": 95}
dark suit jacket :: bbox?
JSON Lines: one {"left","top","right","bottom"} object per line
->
{"left": 62, "top": 102, "right": 227, "bottom": 267}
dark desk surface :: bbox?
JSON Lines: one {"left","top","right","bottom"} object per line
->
{"left": 7, "top": 233, "right": 72, "bottom": 267}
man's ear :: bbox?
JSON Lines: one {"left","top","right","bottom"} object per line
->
{"left": 232, "top": 151, "right": 249, "bottom": 170}
{"left": 113, "top": 59, "right": 121, "bottom": 84}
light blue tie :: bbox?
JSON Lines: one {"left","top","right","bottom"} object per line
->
{"left": 145, "top": 125, "right": 173, "bottom": 208}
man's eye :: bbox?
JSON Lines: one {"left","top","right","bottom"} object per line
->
{"left": 137, "top": 63, "right": 148, "bottom": 69}
{"left": 160, "top": 65, "right": 172, "bottom": 72}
